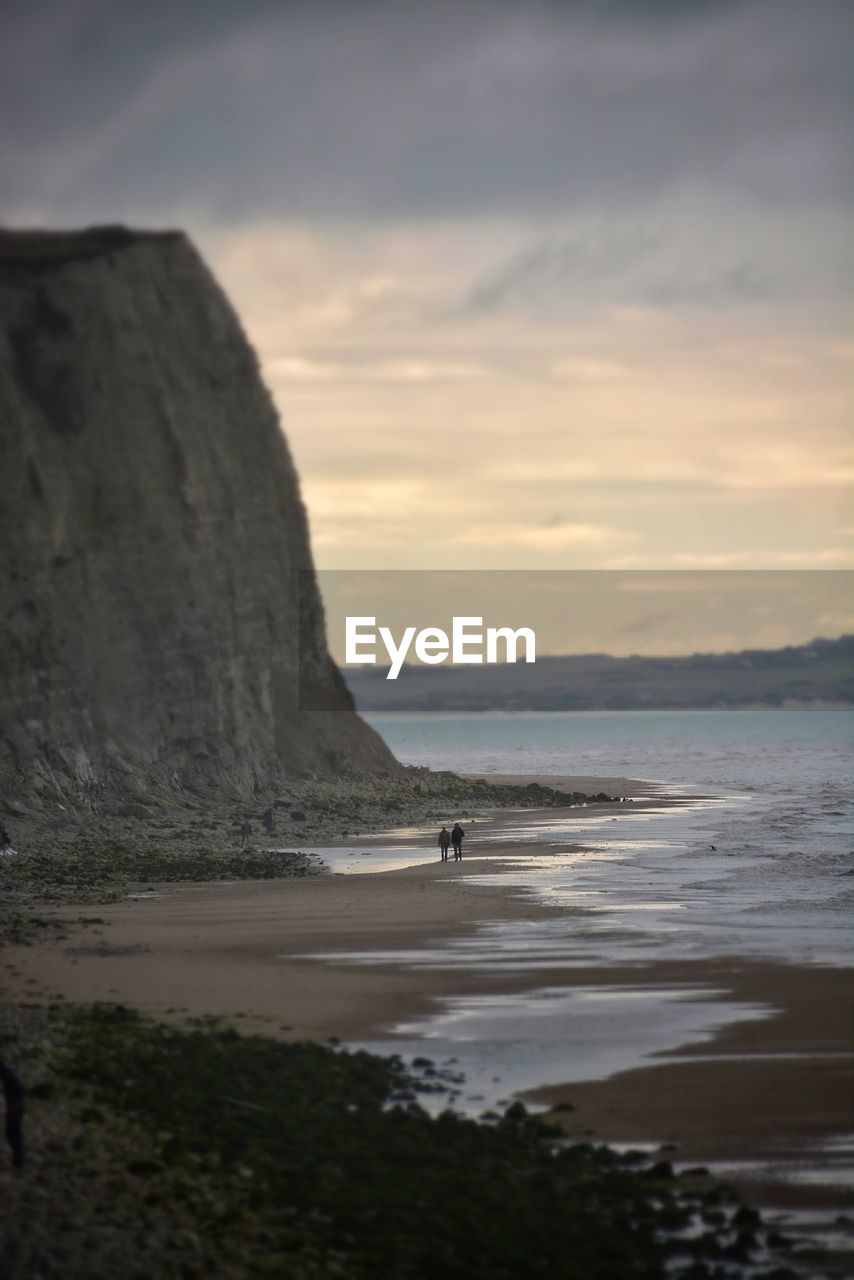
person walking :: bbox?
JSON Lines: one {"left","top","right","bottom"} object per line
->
{"left": 451, "top": 822, "right": 465, "bottom": 861}
{"left": 0, "top": 1057, "right": 25, "bottom": 1169}
{"left": 438, "top": 826, "right": 451, "bottom": 861}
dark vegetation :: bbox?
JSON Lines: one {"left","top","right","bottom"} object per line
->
{"left": 346, "top": 635, "right": 854, "bottom": 712}
{"left": 1, "top": 836, "right": 315, "bottom": 899}
{"left": 1, "top": 1005, "right": 798, "bottom": 1280}
{"left": 0, "top": 835, "right": 315, "bottom": 947}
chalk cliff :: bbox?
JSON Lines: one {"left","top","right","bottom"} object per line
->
{"left": 0, "top": 226, "right": 396, "bottom": 816}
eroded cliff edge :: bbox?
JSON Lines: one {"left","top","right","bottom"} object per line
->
{"left": 0, "top": 226, "right": 397, "bottom": 824}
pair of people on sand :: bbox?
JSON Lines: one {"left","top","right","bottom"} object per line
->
{"left": 438, "top": 823, "right": 465, "bottom": 861}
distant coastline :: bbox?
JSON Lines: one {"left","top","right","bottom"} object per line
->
{"left": 345, "top": 634, "right": 854, "bottom": 713}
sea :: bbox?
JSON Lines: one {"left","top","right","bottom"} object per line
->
{"left": 305, "top": 708, "right": 854, "bottom": 1221}
{"left": 341, "top": 706, "right": 854, "bottom": 967}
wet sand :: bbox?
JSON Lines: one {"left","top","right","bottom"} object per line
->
{"left": 3, "top": 778, "right": 852, "bottom": 1217}
{"left": 525, "top": 960, "right": 854, "bottom": 1211}
{"left": 1, "top": 840, "right": 589, "bottom": 1040}
{"left": 0, "top": 783, "right": 674, "bottom": 1039}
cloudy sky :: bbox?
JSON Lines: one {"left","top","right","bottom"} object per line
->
{"left": 2, "top": 0, "right": 852, "bottom": 645}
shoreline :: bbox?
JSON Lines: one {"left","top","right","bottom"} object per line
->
{"left": 524, "top": 959, "right": 854, "bottom": 1212}
{"left": 3, "top": 774, "right": 852, "bottom": 1224}
{"left": 0, "top": 770, "right": 637, "bottom": 946}
{"left": 0, "top": 776, "right": 693, "bottom": 1041}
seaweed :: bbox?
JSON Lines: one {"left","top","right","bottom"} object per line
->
{"left": 6, "top": 1004, "right": 781, "bottom": 1280}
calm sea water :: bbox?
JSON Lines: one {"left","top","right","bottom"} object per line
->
{"left": 307, "top": 707, "right": 854, "bottom": 1234}
{"left": 325, "top": 708, "right": 851, "bottom": 1073}
{"left": 365, "top": 705, "right": 853, "bottom": 793}
{"left": 359, "top": 707, "right": 854, "bottom": 968}
{"left": 309, "top": 709, "right": 853, "bottom": 1152}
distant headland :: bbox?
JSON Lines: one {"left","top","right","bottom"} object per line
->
{"left": 345, "top": 634, "right": 854, "bottom": 712}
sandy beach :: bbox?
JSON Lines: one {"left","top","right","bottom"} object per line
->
{"left": 3, "top": 776, "right": 852, "bottom": 1231}
{"left": 2, "top": 780, "right": 682, "bottom": 1039}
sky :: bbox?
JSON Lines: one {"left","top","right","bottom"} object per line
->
{"left": 2, "top": 0, "right": 852, "bottom": 650}
{"left": 315, "top": 570, "right": 854, "bottom": 663}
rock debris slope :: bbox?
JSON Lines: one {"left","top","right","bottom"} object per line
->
{"left": 0, "top": 226, "right": 396, "bottom": 815}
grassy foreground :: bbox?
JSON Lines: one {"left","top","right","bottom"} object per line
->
{"left": 1, "top": 1006, "right": 796, "bottom": 1280}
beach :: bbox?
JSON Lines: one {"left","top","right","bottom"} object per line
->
{"left": 1, "top": 791, "right": 643, "bottom": 1041}
{"left": 4, "top": 768, "right": 853, "bottom": 1244}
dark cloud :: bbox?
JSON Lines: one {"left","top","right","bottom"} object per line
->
{"left": 612, "top": 610, "right": 676, "bottom": 639}
{"left": 1, "top": 0, "right": 851, "bottom": 225}
{"left": 452, "top": 227, "right": 783, "bottom": 317}
{"left": 457, "top": 229, "right": 659, "bottom": 313}
{"left": 647, "top": 262, "right": 775, "bottom": 306}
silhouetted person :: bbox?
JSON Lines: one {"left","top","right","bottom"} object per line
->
{"left": 438, "top": 826, "right": 451, "bottom": 861}
{"left": 451, "top": 823, "right": 465, "bottom": 860}
{"left": 262, "top": 807, "right": 274, "bottom": 834}
{"left": 240, "top": 818, "right": 252, "bottom": 839}
{"left": 0, "top": 1058, "right": 25, "bottom": 1169}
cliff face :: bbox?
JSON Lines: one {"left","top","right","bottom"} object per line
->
{"left": 0, "top": 226, "right": 396, "bottom": 814}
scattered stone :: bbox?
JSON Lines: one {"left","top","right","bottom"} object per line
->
{"left": 732, "top": 1204, "right": 762, "bottom": 1229}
